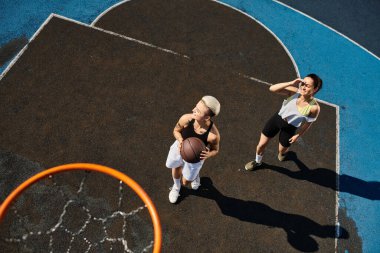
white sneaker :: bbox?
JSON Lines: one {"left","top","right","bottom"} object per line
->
{"left": 191, "top": 174, "right": 201, "bottom": 190}
{"left": 169, "top": 186, "right": 180, "bottom": 203}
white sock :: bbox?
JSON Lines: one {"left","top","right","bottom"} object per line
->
{"left": 255, "top": 154, "right": 263, "bottom": 164}
{"left": 173, "top": 178, "right": 181, "bottom": 190}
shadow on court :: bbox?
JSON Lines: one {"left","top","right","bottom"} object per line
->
{"left": 0, "top": 0, "right": 360, "bottom": 251}
{"left": 0, "top": 36, "right": 28, "bottom": 67}
{"left": 181, "top": 177, "right": 349, "bottom": 252}
{"left": 258, "top": 152, "right": 380, "bottom": 201}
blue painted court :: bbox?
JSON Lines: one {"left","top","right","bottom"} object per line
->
{"left": 0, "top": 0, "right": 379, "bottom": 252}
{"left": 224, "top": 1, "right": 379, "bottom": 252}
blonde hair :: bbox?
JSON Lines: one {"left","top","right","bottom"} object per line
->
{"left": 201, "top": 95, "right": 220, "bottom": 117}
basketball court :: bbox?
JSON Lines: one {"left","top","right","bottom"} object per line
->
{"left": 1, "top": 0, "right": 378, "bottom": 252}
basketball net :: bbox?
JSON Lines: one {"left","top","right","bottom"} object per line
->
{"left": 0, "top": 163, "right": 161, "bottom": 253}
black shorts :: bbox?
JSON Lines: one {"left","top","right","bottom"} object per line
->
{"left": 262, "top": 113, "right": 297, "bottom": 148}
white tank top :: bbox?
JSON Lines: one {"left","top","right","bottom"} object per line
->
{"left": 278, "top": 93, "right": 318, "bottom": 127}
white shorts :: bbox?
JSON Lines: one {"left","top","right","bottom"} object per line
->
{"left": 166, "top": 140, "right": 204, "bottom": 181}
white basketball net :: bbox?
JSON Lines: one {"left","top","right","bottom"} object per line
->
{"left": 1, "top": 173, "right": 154, "bottom": 253}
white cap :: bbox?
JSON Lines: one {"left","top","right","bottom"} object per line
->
{"left": 202, "top": 95, "right": 220, "bottom": 116}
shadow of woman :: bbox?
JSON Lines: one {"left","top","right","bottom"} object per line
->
{"left": 181, "top": 177, "right": 349, "bottom": 252}
{"left": 257, "top": 151, "right": 380, "bottom": 200}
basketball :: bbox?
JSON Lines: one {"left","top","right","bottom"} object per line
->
{"left": 180, "top": 137, "right": 206, "bottom": 163}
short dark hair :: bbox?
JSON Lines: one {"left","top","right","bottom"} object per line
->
{"left": 306, "top": 73, "right": 322, "bottom": 93}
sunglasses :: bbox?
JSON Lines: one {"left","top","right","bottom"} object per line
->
{"left": 299, "top": 81, "right": 311, "bottom": 87}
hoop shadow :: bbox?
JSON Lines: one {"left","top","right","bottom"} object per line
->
{"left": 180, "top": 177, "right": 348, "bottom": 252}
{"left": 259, "top": 151, "right": 380, "bottom": 200}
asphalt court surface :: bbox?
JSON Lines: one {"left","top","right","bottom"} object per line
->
{"left": 93, "top": 0, "right": 295, "bottom": 83}
{"left": 0, "top": 0, "right": 354, "bottom": 252}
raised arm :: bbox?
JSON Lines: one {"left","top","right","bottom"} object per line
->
{"left": 269, "top": 78, "right": 303, "bottom": 96}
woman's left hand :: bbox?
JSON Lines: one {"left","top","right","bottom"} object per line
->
{"left": 289, "top": 134, "right": 300, "bottom": 144}
{"left": 200, "top": 147, "right": 212, "bottom": 160}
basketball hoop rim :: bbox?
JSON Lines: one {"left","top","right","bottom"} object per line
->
{"left": 0, "top": 163, "right": 162, "bottom": 253}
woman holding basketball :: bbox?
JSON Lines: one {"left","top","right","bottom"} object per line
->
{"left": 245, "top": 74, "right": 322, "bottom": 170}
{"left": 166, "top": 96, "right": 221, "bottom": 204}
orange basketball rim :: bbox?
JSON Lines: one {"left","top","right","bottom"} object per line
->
{"left": 0, "top": 163, "right": 162, "bottom": 253}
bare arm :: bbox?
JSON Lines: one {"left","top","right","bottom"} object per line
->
{"left": 289, "top": 105, "right": 320, "bottom": 143}
{"left": 269, "top": 78, "right": 302, "bottom": 96}
{"left": 200, "top": 126, "right": 220, "bottom": 160}
{"left": 289, "top": 122, "right": 312, "bottom": 144}
{"left": 173, "top": 114, "right": 192, "bottom": 148}
{"left": 298, "top": 122, "right": 313, "bottom": 137}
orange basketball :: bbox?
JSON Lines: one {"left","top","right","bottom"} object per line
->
{"left": 180, "top": 137, "right": 206, "bottom": 163}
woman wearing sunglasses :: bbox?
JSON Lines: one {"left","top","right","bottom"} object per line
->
{"left": 245, "top": 74, "right": 323, "bottom": 171}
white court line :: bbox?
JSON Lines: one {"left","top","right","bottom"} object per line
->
{"left": 216, "top": 1, "right": 341, "bottom": 251}
{"left": 90, "top": 0, "right": 300, "bottom": 87}
{"left": 53, "top": 14, "right": 190, "bottom": 59}
{"left": 0, "top": 12, "right": 191, "bottom": 81}
{"left": 242, "top": 71, "right": 339, "bottom": 107}
{"left": 273, "top": 0, "right": 380, "bottom": 61}
{"left": 238, "top": 73, "right": 272, "bottom": 86}
{"left": 0, "top": 14, "right": 55, "bottom": 80}
{"left": 91, "top": 0, "right": 133, "bottom": 26}
{"left": 0, "top": 3, "right": 341, "bottom": 250}
{"left": 271, "top": 1, "right": 345, "bottom": 250}
{"left": 216, "top": 0, "right": 340, "bottom": 108}
{"left": 214, "top": 0, "right": 300, "bottom": 78}
{"left": 335, "top": 106, "right": 340, "bottom": 251}
{"left": 216, "top": 0, "right": 341, "bottom": 110}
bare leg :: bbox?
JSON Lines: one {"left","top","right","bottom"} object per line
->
{"left": 172, "top": 167, "right": 182, "bottom": 179}
{"left": 182, "top": 178, "right": 191, "bottom": 186}
{"left": 169, "top": 167, "right": 183, "bottom": 203}
{"left": 278, "top": 143, "right": 289, "bottom": 155}
{"left": 277, "top": 143, "right": 290, "bottom": 161}
{"left": 171, "top": 167, "right": 191, "bottom": 186}
{"left": 246, "top": 133, "right": 273, "bottom": 170}
{"left": 256, "top": 133, "right": 272, "bottom": 156}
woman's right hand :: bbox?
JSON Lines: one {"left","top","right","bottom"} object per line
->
{"left": 177, "top": 139, "right": 183, "bottom": 151}
{"left": 292, "top": 78, "right": 304, "bottom": 86}
{"left": 269, "top": 79, "right": 301, "bottom": 95}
